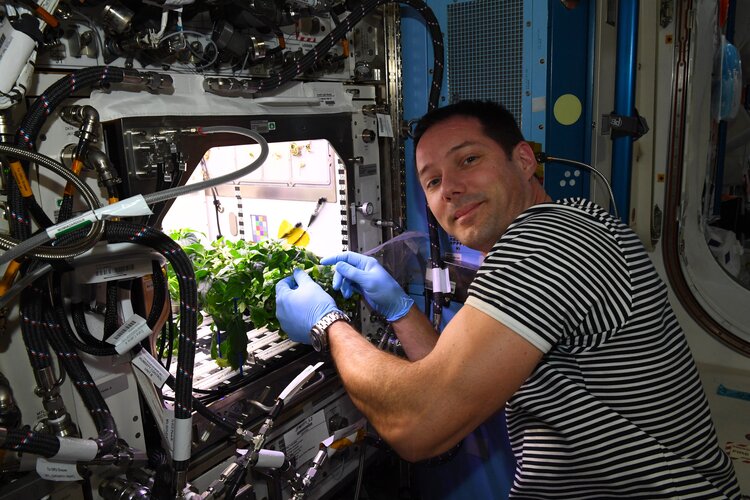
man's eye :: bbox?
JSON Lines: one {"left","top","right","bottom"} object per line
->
{"left": 426, "top": 178, "right": 441, "bottom": 189}
{"left": 463, "top": 155, "right": 478, "bottom": 165}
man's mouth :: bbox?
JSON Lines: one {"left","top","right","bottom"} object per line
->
{"left": 454, "top": 202, "right": 481, "bottom": 221}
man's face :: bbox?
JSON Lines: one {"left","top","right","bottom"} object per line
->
{"left": 415, "top": 116, "right": 540, "bottom": 254}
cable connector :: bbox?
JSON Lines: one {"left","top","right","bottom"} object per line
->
{"left": 118, "top": 69, "right": 175, "bottom": 94}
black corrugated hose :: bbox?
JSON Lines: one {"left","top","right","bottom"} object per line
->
{"left": 57, "top": 192, "right": 75, "bottom": 224}
{"left": 26, "top": 279, "right": 117, "bottom": 441}
{"left": 19, "top": 286, "right": 54, "bottom": 371}
{"left": 55, "top": 256, "right": 237, "bottom": 434}
{"left": 71, "top": 302, "right": 113, "bottom": 351}
{"left": 41, "top": 303, "right": 118, "bottom": 454}
{"left": 103, "top": 281, "right": 120, "bottom": 340}
{"left": 10, "top": 67, "right": 125, "bottom": 240}
{"left": 53, "top": 274, "right": 119, "bottom": 357}
{"left": 10, "top": 287, "right": 119, "bottom": 457}
{"left": 1, "top": 428, "right": 61, "bottom": 457}
{"left": 104, "top": 222, "right": 197, "bottom": 475}
{"left": 147, "top": 259, "right": 167, "bottom": 327}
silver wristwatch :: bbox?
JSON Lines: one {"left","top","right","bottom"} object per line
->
{"left": 310, "top": 311, "right": 350, "bottom": 353}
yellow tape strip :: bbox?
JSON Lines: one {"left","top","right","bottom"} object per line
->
{"left": 9, "top": 161, "right": 33, "bottom": 198}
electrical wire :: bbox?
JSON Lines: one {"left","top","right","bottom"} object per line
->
{"left": 541, "top": 155, "right": 620, "bottom": 220}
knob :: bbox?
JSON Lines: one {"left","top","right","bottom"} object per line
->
{"left": 357, "top": 202, "right": 374, "bottom": 216}
{"left": 361, "top": 129, "right": 376, "bottom": 143}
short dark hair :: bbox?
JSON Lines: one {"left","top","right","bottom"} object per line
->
{"left": 412, "top": 100, "right": 525, "bottom": 159}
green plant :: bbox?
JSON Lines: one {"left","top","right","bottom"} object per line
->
{"left": 165, "top": 229, "right": 357, "bottom": 369}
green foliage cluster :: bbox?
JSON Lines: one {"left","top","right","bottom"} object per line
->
{"left": 166, "top": 229, "right": 356, "bottom": 369}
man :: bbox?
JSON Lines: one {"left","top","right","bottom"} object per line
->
{"left": 275, "top": 101, "right": 740, "bottom": 498}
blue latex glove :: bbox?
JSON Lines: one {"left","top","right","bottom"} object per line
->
{"left": 321, "top": 252, "right": 414, "bottom": 322}
{"left": 275, "top": 268, "right": 340, "bottom": 344}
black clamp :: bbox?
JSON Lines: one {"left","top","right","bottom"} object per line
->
{"left": 601, "top": 110, "right": 649, "bottom": 141}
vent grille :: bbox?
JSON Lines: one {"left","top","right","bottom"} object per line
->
{"left": 447, "top": 0, "right": 525, "bottom": 123}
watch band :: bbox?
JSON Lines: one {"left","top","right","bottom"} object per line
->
{"left": 310, "top": 310, "right": 350, "bottom": 353}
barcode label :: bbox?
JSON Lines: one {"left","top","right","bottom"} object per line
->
{"left": 79, "top": 258, "right": 153, "bottom": 284}
{"left": 376, "top": 113, "right": 394, "bottom": 138}
{"left": 108, "top": 314, "right": 151, "bottom": 354}
{"left": 96, "top": 264, "right": 135, "bottom": 277}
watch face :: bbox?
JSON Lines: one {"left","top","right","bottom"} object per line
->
{"left": 311, "top": 331, "right": 323, "bottom": 352}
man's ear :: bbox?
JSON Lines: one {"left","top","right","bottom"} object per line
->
{"left": 513, "top": 142, "right": 539, "bottom": 180}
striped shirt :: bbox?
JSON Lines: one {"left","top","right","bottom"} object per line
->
{"left": 465, "top": 198, "right": 740, "bottom": 499}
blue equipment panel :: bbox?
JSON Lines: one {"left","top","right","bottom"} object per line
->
{"left": 544, "top": 0, "right": 594, "bottom": 201}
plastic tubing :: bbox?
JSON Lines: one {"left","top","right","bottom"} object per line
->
{"left": 142, "top": 126, "right": 269, "bottom": 205}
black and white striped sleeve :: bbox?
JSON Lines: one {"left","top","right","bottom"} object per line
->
{"left": 465, "top": 207, "right": 633, "bottom": 353}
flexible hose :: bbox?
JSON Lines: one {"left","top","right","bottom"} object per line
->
{"left": 0, "top": 428, "right": 61, "bottom": 457}
{"left": 103, "top": 281, "right": 119, "bottom": 340}
{"left": 141, "top": 126, "right": 269, "bottom": 205}
{"left": 60, "top": 262, "right": 166, "bottom": 357}
{"left": 41, "top": 304, "right": 118, "bottom": 455}
{"left": 20, "top": 287, "right": 54, "bottom": 371}
{"left": 53, "top": 276, "right": 120, "bottom": 358}
{"left": 20, "top": 283, "right": 119, "bottom": 456}
{"left": 0, "top": 145, "right": 103, "bottom": 263}
{"left": 148, "top": 260, "right": 167, "bottom": 328}
{"left": 104, "top": 222, "right": 197, "bottom": 474}
{"left": 11, "top": 67, "right": 125, "bottom": 240}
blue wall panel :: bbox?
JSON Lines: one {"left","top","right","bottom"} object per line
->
{"left": 543, "top": 0, "right": 594, "bottom": 200}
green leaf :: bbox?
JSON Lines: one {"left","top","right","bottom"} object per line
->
{"left": 165, "top": 233, "right": 362, "bottom": 364}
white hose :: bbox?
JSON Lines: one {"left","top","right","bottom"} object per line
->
{"left": 143, "top": 126, "right": 269, "bottom": 205}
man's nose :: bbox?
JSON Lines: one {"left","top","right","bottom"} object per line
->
{"left": 440, "top": 171, "right": 464, "bottom": 199}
